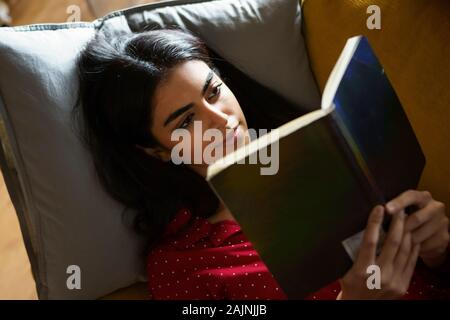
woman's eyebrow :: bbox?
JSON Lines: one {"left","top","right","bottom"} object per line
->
{"left": 163, "top": 70, "right": 214, "bottom": 127}
{"left": 163, "top": 103, "right": 194, "bottom": 127}
{"left": 202, "top": 70, "right": 214, "bottom": 97}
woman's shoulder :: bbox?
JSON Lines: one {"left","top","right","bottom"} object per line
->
{"left": 151, "top": 207, "right": 243, "bottom": 252}
{"left": 146, "top": 209, "right": 243, "bottom": 270}
{"left": 146, "top": 206, "right": 240, "bottom": 272}
{"left": 146, "top": 208, "right": 287, "bottom": 300}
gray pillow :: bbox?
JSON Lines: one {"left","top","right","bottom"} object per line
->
{"left": 0, "top": 0, "right": 320, "bottom": 299}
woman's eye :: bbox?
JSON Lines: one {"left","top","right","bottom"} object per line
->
{"left": 208, "top": 83, "right": 223, "bottom": 101}
{"left": 179, "top": 113, "right": 194, "bottom": 129}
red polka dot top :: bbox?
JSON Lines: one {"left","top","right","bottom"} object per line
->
{"left": 147, "top": 207, "right": 450, "bottom": 300}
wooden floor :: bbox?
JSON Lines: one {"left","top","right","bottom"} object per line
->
{"left": 7, "top": 0, "right": 156, "bottom": 25}
{"left": 7, "top": 0, "right": 93, "bottom": 25}
{"left": 0, "top": 170, "right": 37, "bottom": 299}
{"left": 0, "top": 0, "right": 158, "bottom": 300}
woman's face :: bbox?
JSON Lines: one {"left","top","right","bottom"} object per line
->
{"left": 146, "top": 60, "right": 250, "bottom": 177}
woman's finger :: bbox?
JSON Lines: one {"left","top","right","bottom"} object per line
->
{"left": 404, "top": 201, "right": 445, "bottom": 233}
{"left": 401, "top": 243, "right": 420, "bottom": 286}
{"left": 377, "top": 211, "right": 405, "bottom": 266}
{"left": 410, "top": 215, "right": 445, "bottom": 244}
{"left": 355, "top": 205, "right": 384, "bottom": 269}
{"left": 418, "top": 226, "right": 450, "bottom": 254}
{"left": 385, "top": 190, "right": 431, "bottom": 214}
{"left": 393, "top": 232, "right": 412, "bottom": 273}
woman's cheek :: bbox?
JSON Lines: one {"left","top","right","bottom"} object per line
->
{"left": 224, "top": 91, "right": 246, "bottom": 125}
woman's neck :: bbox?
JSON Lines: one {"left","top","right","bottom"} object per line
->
{"left": 206, "top": 202, "right": 236, "bottom": 224}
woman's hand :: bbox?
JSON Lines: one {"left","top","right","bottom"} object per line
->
{"left": 338, "top": 205, "right": 420, "bottom": 300}
{"left": 385, "top": 190, "right": 449, "bottom": 269}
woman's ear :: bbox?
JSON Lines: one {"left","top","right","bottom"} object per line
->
{"left": 136, "top": 144, "right": 171, "bottom": 162}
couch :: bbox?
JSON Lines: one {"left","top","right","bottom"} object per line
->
{"left": 100, "top": 0, "right": 450, "bottom": 299}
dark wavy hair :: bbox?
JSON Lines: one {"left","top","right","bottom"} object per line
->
{"left": 72, "top": 28, "right": 304, "bottom": 253}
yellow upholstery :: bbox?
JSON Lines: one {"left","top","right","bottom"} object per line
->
{"left": 302, "top": 0, "right": 450, "bottom": 216}
{"left": 102, "top": 0, "right": 450, "bottom": 299}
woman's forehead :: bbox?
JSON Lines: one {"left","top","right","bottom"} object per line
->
{"left": 159, "top": 60, "right": 212, "bottom": 94}
{"left": 152, "top": 60, "right": 214, "bottom": 124}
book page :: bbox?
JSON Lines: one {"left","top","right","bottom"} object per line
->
{"left": 321, "top": 36, "right": 362, "bottom": 110}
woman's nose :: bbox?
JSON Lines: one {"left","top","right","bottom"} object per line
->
{"left": 199, "top": 101, "right": 229, "bottom": 129}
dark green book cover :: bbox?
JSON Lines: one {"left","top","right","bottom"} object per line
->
{"left": 206, "top": 36, "right": 425, "bottom": 299}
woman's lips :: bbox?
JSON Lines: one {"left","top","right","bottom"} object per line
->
{"left": 208, "top": 124, "right": 241, "bottom": 151}
{"left": 224, "top": 125, "right": 239, "bottom": 145}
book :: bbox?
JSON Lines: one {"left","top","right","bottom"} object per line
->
{"left": 206, "top": 35, "right": 426, "bottom": 299}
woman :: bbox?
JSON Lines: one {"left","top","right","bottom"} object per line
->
{"left": 73, "top": 28, "right": 449, "bottom": 300}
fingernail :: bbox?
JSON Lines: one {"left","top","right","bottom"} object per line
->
{"left": 386, "top": 202, "right": 395, "bottom": 213}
